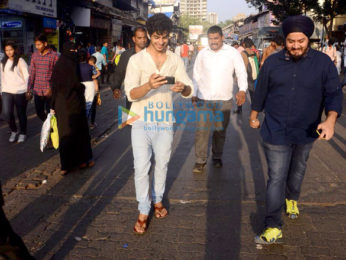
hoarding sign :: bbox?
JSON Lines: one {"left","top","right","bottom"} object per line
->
{"left": 43, "top": 17, "right": 57, "bottom": 29}
{"left": 1, "top": 20, "right": 22, "bottom": 28}
{"left": 7, "top": 0, "right": 57, "bottom": 18}
{"left": 189, "top": 25, "right": 203, "bottom": 41}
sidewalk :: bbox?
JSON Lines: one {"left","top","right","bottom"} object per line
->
{"left": 1, "top": 83, "right": 346, "bottom": 259}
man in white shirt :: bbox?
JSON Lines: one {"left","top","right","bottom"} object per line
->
{"left": 124, "top": 13, "right": 193, "bottom": 235}
{"left": 192, "top": 25, "right": 248, "bottom": 173}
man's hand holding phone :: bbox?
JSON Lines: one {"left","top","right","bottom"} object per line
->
{"left": 148, "top": 74, "right": 167, "bottom": 89}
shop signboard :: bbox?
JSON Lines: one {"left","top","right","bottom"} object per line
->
{"left": 43, "top": 17, "right": 57, "bottom": 29}
{"left": 6, "top": 0, "right": 57, "bottom": 18}
{"left": 0, "top": 20, "right": 22, "bottom": 29}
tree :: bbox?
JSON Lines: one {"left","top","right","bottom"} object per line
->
{"left": 313, "top": 0, "right": 346, "bottom": 37}
{"left": 245, "top": 0, "right": 346, "bottom": 36}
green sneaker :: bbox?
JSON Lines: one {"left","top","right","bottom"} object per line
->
{"left": 254, "top": 227, "right": 283, "bottom": 244}
{"left": 286, "top": 199, "right": 299, "bottom": 219}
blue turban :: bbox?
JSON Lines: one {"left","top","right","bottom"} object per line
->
{"left": 282, "top": 15, "right": 315, "bottom": 38}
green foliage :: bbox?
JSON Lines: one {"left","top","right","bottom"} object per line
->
{"left": 245, "top": 0, "right": 346, "bottom": 35}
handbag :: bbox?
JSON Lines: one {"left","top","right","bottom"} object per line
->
{"left": 50, "top": 115, "right": 59, "bottom": 149}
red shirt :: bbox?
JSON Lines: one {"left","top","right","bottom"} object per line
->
{"left": 181, "top": 44, "right": 189, "bottom": 58}
{"left": 28, "top": 49, "right": 59, "bottom": 96}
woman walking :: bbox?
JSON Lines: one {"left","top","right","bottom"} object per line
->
{"left": 50, "top": 42, "right": 94, "bottom": 175}
{"left": 0, "top": 41, "right": 29, "bottom": 143}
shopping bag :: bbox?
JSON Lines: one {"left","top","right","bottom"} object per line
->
{"left": 50, "top": 115, "right": 59, "bottom": 149}
{"left": 40, "top": 113, "right": 52, "bottom": 152}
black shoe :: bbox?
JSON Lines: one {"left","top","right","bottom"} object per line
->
{"left": 212, "top": 159, "right": 223, "bottom": 168}
{"left": 192, "top": 163, "right": 206, "bottom": 174}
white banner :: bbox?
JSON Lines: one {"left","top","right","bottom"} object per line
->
{"left": 8, "top": 0, "right": 57, "bottom": 18}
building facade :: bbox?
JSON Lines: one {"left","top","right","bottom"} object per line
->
{"left": 180, "top": 0, "right": 207, "bottom": 21}
{"left": 207, "top": 12, "right": 218, "bottom": 25}
{"left": 0, "top": 0, "right": 148, "bottom": 55}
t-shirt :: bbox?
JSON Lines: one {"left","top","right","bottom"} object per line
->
{"left": 79, "top": 63, "right": 94, "bottom": 82}
{"left": 181, "top": 44, "right": 189, "bottom": 57}
{"left": 101, "top": 46, "right": 109, "bottom": 61}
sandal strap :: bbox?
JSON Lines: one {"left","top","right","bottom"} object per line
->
{"left": 154, "top": 205, "right": 164, "bottom": 211}
{"left": 136, "top": 218, "right": 147, "bottom": 225}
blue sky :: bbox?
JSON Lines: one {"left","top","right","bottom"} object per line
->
{"left": 208, "top": 0, "right": 257, "bottom": 22}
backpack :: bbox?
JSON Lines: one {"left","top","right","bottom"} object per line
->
{"left": 244, "top": 50, "right": 259, "bottom": 81}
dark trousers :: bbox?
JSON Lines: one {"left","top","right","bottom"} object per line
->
{"left": 34, "top": 95, "right": 51, "bottom": 122}
{"left": 90, "top": 95, "right": 97, "bottom": 124}
{"left": 194, "top": 99, "right": 232, "bottom": 164}
{"left": 101, "top": 65, "right": 106, "bottom": 84}
{"left": 1, "top": 93, "right": 27, "bottom": 135}
{"left": 262, "top": 141, "right": 313, "bottom": 228}
{"left": 0, "top": 183, "right": 35, "bottom": 260}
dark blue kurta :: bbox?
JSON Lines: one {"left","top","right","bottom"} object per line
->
{"left": 252, "top": 48, "right": 343, "bottom": 145}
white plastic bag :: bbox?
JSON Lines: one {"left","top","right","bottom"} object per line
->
{"left": 40, "top": 113, "right": 52, "bottom": 152}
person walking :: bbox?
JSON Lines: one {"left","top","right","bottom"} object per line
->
{"left": 250, "top": 16, "right": 343, "bottom": 244}
{"left": 322, "top": 38, "right": 337, "bottom": 65}
{"left": 111, "top": 27, "right": 148, "bottom": 110}
{"left": 0, "top": 41, "right": 29, "bottom": 143}
{"left": 90, "top": 46, "right": 107, "bottom": 128}
{"left": 260, "top": 39, "right": 277, "bottom": 66}
{"left": 241, "top": 38, "right": 259, "bottom": 103}
{"left": 192, "top": 25, "right": 248, "bottom": 173}
{"left": 79, "top": 51, "right": 99, "bottom": 118}
{"left": 124, "top": 13, "right": 193, "bottom": 234}
{"left": 100, "top": 41, "right": 109, "bottom": 84}
{"left": 180, "top": 41, "right": 189, "bottom": 69}
{"left": 50, "top": 42, "right": 94, "bottom": 176}
{"left": 27, "top": 33, "right": 59, "bottom": 122}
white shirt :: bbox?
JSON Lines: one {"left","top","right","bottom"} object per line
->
{"left": 125, "top": 48, "right": 193, "bottom": 125}
{"left": 193, "top": 44, "right": 248, "bottom": 100}
{"left": 92, "top": 52, "right": 106, "bottom": 70}
{"left": 174, "top": 45, "right": 181, "bottom": 56}
{"left": 0, "top": 58, "right": 29, "bottom": 94}
{"left": 115, "top": 46, "right": 125, "bottom": 55}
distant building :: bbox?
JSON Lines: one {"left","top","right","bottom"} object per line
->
{"left": 232, "top": 13, "right": 246, "bottom": 22}
{"left": 207, "top": 12, "right": 218, "bottom": 25}
{"left": 180, "top": 0, "right": 207, "bottom": 21}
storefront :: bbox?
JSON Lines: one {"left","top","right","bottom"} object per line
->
{"left": 0, "top": 0, "right": 57, "bottom": 56}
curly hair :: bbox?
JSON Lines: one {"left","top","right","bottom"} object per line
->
{"left": 147, "top": 13, "right": 172, "bottom": 36}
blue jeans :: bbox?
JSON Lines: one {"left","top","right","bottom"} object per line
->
{"left": 85, "top": 101, "right": 92, "bottom": 119}
{"left": 182, "top": 57, "right": 189, "bottom": 69}
{"left": 131, "top": 121, "right": 174, "bottom": 215}
{"left": 1, "top": 92, "right": 27, "bottom": 134}
{"left": 262, "top": 141, "right": 313, "bottom": 228}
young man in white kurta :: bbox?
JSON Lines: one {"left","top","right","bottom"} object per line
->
{"left": 124, "top": 13, "right": 193, "bottom": 234}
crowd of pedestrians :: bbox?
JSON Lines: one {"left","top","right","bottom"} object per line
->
{"left": 0, "top": 13, "right": 344, "bottom": 258}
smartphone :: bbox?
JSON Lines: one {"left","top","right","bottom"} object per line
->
{"left": 165, "top": 76, "right": 175, "bottom": 84}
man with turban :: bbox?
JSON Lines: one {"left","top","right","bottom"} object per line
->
{"left": 249, "top": 15, "right": 343, "bottom": 244}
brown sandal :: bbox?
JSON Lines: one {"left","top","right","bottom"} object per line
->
{"left": 154, "top": 204, "right": 168, "bottom": 219}
{"left": 88, "top": 161, "right": 95, "bottom": 168}
{"left": 133, "top": 218, "right": 147, "bottom": 235}
{"left": 61, "top": 170, "right": 68, "bottom": 176}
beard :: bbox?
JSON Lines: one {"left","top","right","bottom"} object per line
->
{"left": 288, "top": 46, "right": 309, "bottom": 61}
